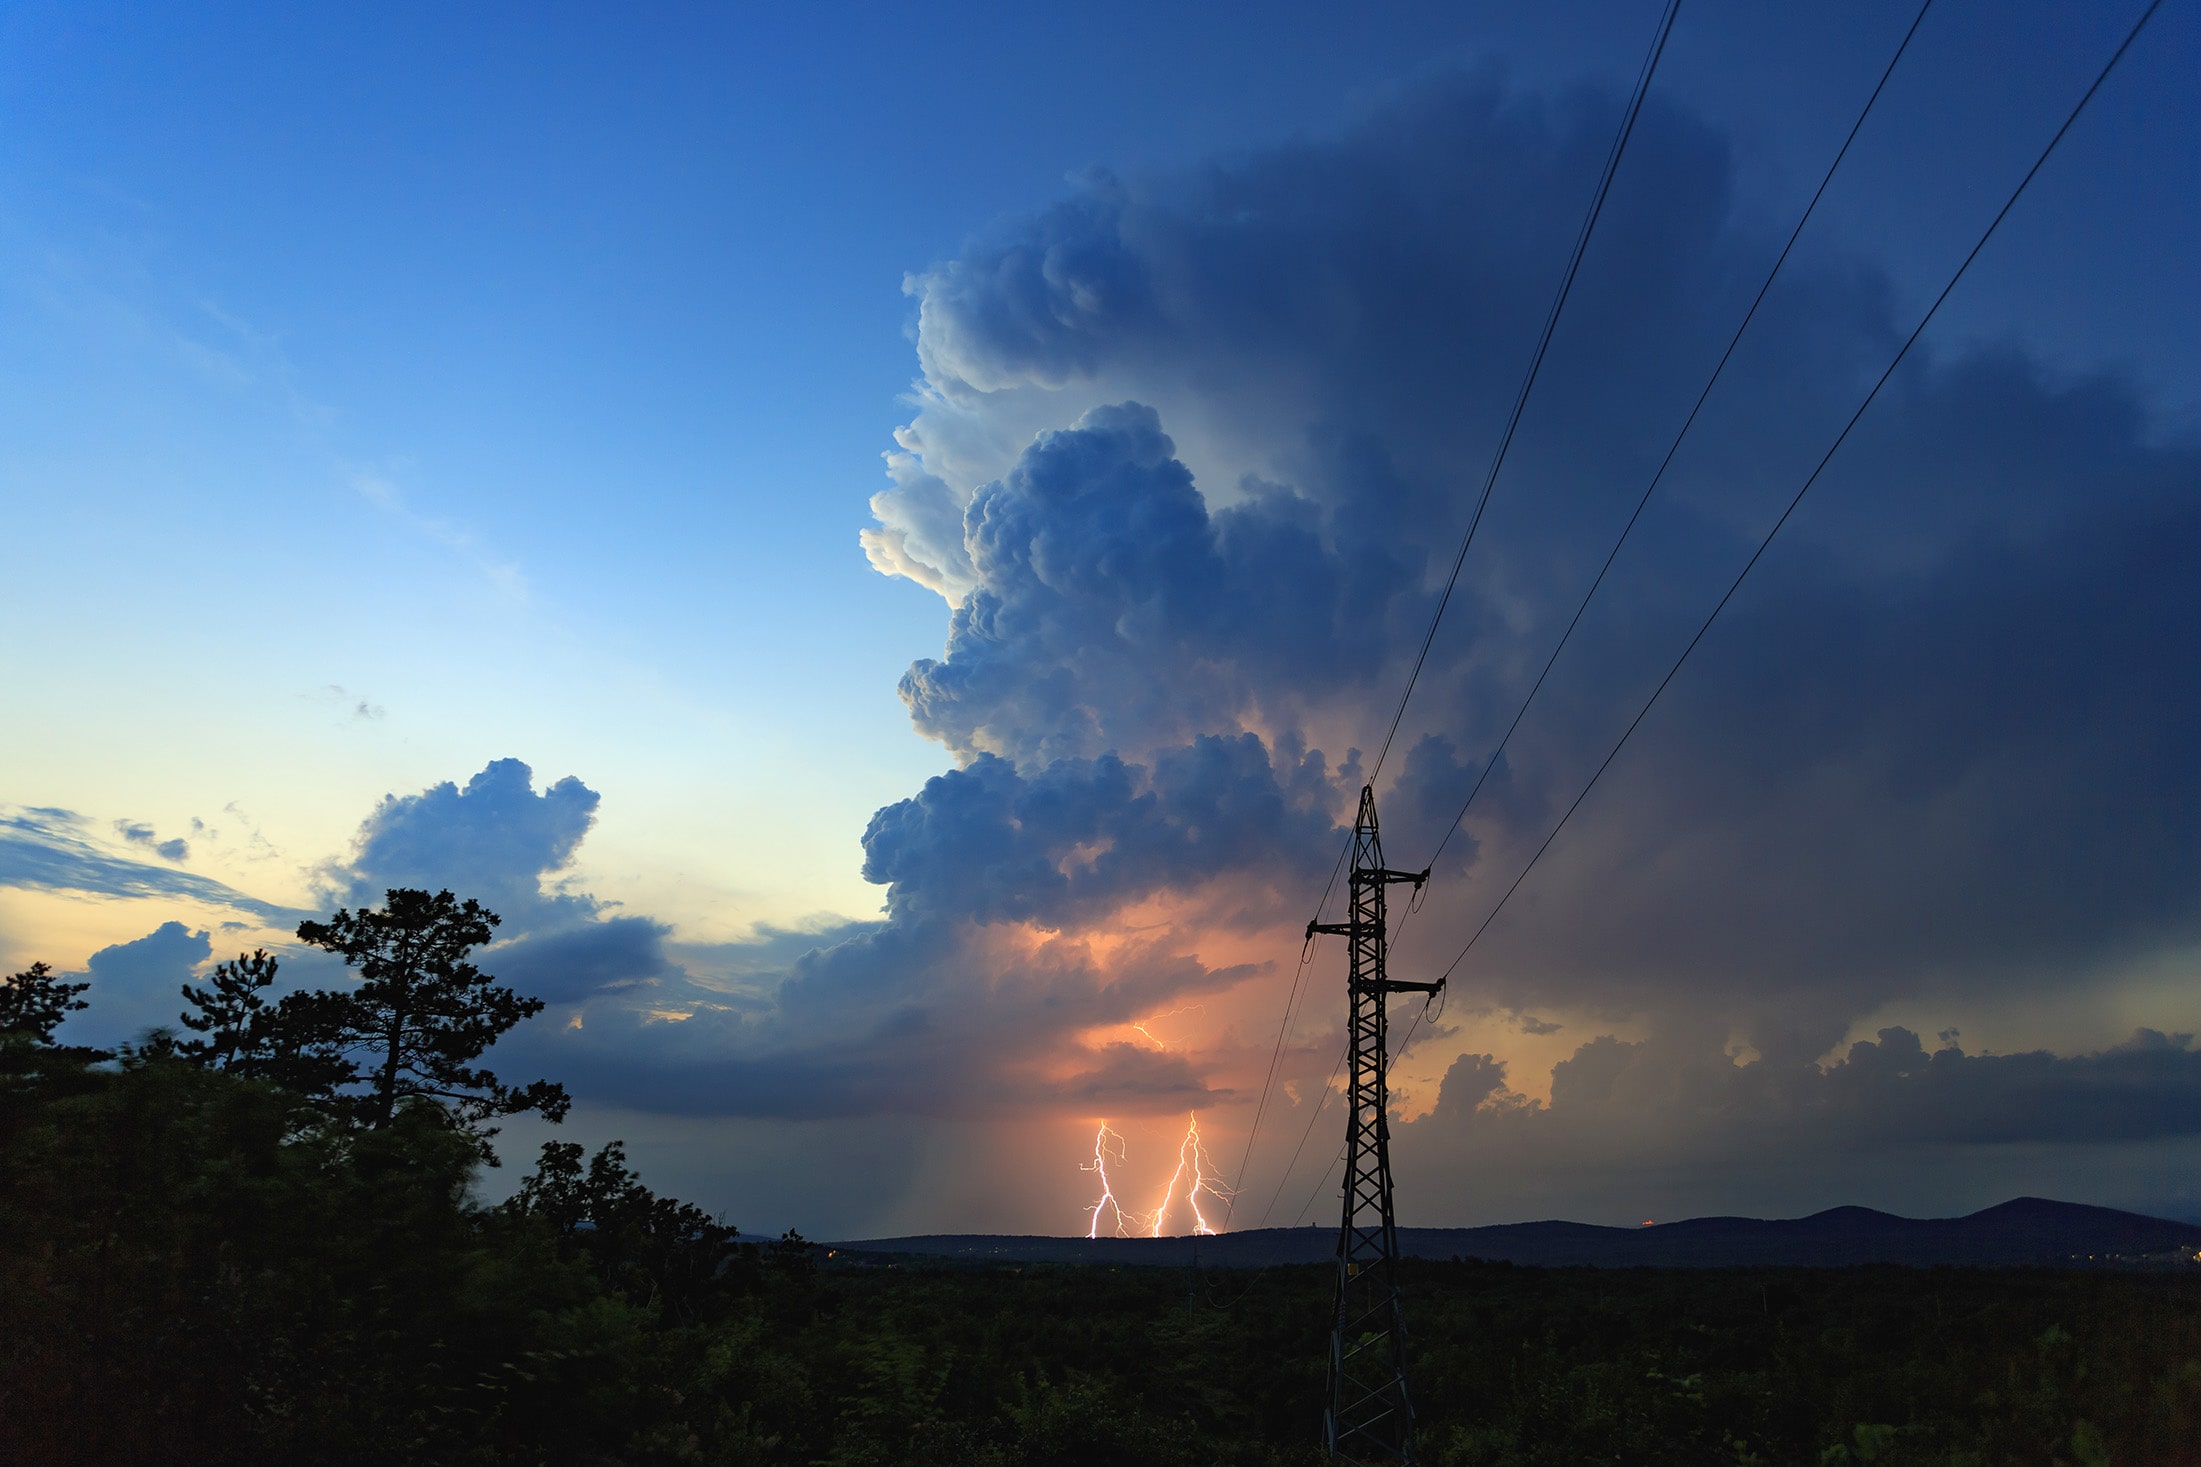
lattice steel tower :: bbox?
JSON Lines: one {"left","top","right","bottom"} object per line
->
{"left": 1307, "top": 785, "right": 1436, "bottom": 1464}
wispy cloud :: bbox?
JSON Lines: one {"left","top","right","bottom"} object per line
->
{"left": 112, "top": 819, "right": 188, "bottom": 862}
{"left": 352, "top": 472, "right": 529, "bottom": 601}
{"left": 0, "top": 806, "right": 299, "bottom": 923}
{"left": 303, "top": 684, "right": 386, "bottom": 723}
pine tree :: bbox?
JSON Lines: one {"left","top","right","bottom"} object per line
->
{"left": 177, "top": 948, "right": 275, "bottom": 1068}
{"left": 295, "top": 888, "right": 568, "bottom": 1154}
{"left": 177, "top": 949, "right": 356, "bottom": 1100}
{"left": 1, "top": 961, "right": 111, "bottom": 1093}
{"left": 506, "top": 1138, "right": 743, "bottom": 1320}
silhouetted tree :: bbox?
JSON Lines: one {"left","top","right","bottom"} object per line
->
{"left": 1, "top": 962, "right": 110, "bottom": 1094}
{"left": 3, "top": 961, "right": 89, "bottom": 1044}
{"left": 295, "top": 888, "right": 568, "bottom": 1152}
{"left": 506, "top": 1137, "right": 744, "bottom": 1321}
{"left": 177, "top": 949, "right": 356, "bottom": 1101}
{"left": 176, "top": 947, "right": 275, "bottom": 1067}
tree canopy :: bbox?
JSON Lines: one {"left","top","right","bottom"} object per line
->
{"left": 293, "top": 887, "right": 570, "bottom": 1149}
{"left": 176, "top": 948, "right": 354, "bottom": 1099}
{"left": 1, "top": 960, "right": 109, "bottom": 1097}
{"left": 9, "top": 890, "right": 2201, "bottom": 1464}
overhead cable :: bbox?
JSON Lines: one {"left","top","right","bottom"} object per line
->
{"left": 1366, "top": 0, "right": 1685, "bottom": 788}
{"left": 1223, "top": 0, "right": 1686, "bottom": 1222}
{"left": 1415, "top": 0, "right": 1937, "bottom": 879}
{"left": 1428, "top": 0, "right": 2167, "bottom": 994}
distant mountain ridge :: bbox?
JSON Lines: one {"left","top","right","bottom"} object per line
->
{"left": 833, "top": 1198, "right": 2201, "bottom": 1270}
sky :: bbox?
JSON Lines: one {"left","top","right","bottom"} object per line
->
{"left": 3, "top": 0, "right": 2199, "bottom": 1237}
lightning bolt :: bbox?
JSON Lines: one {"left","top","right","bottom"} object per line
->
{"left": 1148, "top": 1111, "right": 1235, "bottom": 1236}
{"left": 1081, "top": 1122, "right": 1141, "bottom": 1237}
{"left": 1129, "top": 1003, "right": 1207, "bottom": 1050}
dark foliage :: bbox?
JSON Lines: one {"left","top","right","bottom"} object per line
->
{"left": 295, "top": 888, "right": 570, "bottom": 1150}
{"left": 1, "top": 961, "right": 110, "bottom": 1099}
{"left": 1397, "top": 1257, "right": 2201, "bottom": 1464}
{"left": 2, "top": 960, "right": 91, "bottom": 1044}
{"left": 175, "top": 947, "right": 276, "bottom": 1065}
{"left": 0, "top": 1049, "right": 608, "bottom": 1465}
{"left": 504, "top": 1139, "right": 749, "bottom": 1324}
{"left": 177, "top": 949, "right": 356, "bottom": 1099}
{"left": 8, "top": 928, "right": 2201, "bottom": 1465}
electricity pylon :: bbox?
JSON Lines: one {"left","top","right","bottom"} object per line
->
{"left": 1307, "top": 785, "right": 1436, "bottom": 1464}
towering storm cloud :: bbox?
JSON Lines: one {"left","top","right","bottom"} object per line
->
{"left": 815, "top": 61, "right": 2201, "bottom": 1221}
{"left": 21, "top": 59, "right": 2189, "bottom": 1233}
{"left": 472, "top": 66, "right": 2201, "bottom": 1230}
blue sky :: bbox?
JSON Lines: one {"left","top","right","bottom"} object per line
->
{"left": 4, "top": 0, "right": 2199, "bottom": 1236}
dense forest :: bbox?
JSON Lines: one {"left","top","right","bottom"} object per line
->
{"left": 7, "top": 889, "right": 2201, "bottom": 1464}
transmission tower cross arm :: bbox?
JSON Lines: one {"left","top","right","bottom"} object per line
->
{"left": 1306, "top": 869, "right": 1429, "bottom": 941}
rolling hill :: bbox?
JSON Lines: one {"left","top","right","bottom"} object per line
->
{"left": 832, "top": 1197, "right": 2201, "bottom": 1269}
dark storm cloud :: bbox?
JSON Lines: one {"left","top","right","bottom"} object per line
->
{"left": 490, "top": 915, "right": 672, "bottom": 1004}
{"left": 835, "top": 80, "right": 1865, "bottom": 1144}
{"left": 869, "top": 62, "right": 2201, "bottom": 1060}
{"left": 860, "top": 731, "right": 1344, "bottom": 928}
{"left": 898, "top": 402, "right": 1431, "bottom": 764}
{"left": 874, "top": 366, "right": 2201, "bottom": 1069}
{"left": 1426, "top": 460, "right": 2201, "bottom": 1061}
{"left": 0, "top": 807, "right": 296, "bottom": 922}
{"left": 1403, "top": 1025, "right": 2201, "bottom": 1159}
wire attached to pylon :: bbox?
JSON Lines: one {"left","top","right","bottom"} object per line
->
{"left": 1217, "top": 837, "right": 1350, "bottom": 1228}
{"left": 1223, "top": 0, "right": 1686, "bottom": 1223}
{"left": 1426, "top": 0, "right": 2166, "bottom": 996}
{"left": 1262, "top": 0, "right": 2162, "bottom": 1238}
{"left": 1366, "top": 0, "right": 1684, "bottom": 790}
{"left": 1412, "top": 0, "right": 1937, "bottom": 883}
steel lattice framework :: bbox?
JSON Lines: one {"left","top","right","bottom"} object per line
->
{"left": 1308, "top": 786, "right": 1436, "bottom": 1464}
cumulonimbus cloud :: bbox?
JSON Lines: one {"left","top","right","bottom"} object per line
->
{"left": 485, "top": 64, "right": 2201, "bottom": 1183}
{"left": 828, "top": 60, "right": 2201, "bottom": 1180}
{"left": 37, "top": 59, "right": 2198, "bottom": 1231}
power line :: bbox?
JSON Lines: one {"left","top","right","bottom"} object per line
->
{"left": 1354, "top": 0, "right": 1928, "bottom": 1139}
{"left": 1230, "top": 793, "right": 1463, "bottom": 1233}
{"left": 1254, "top": 1037, "right": 1348, "bottom": 1228}
{"left": 1367, "top": 0, "right": 1684, "bottom": 788}
{"left": 1415, "top": 0, "right": 1937, "bottom": 880}
{"left": 1257, "top": 982, "right": 1447, "bottom": 1232}
{"left": 1287, "top": 0, "right": 2150, "bottom": 1241}
{"left": 1224, "top": 0, "right": 1685, "bottom": 1222}
{"left": 1428, "top": 0, "right": 2166, "bottom": 994}
{"left": 1217, "top": 839, "right": 1349, "bottom": 1228}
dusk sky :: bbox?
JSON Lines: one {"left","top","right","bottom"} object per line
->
{"left": 5, "top": 0, "right": 2199, "bottom": 1238}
